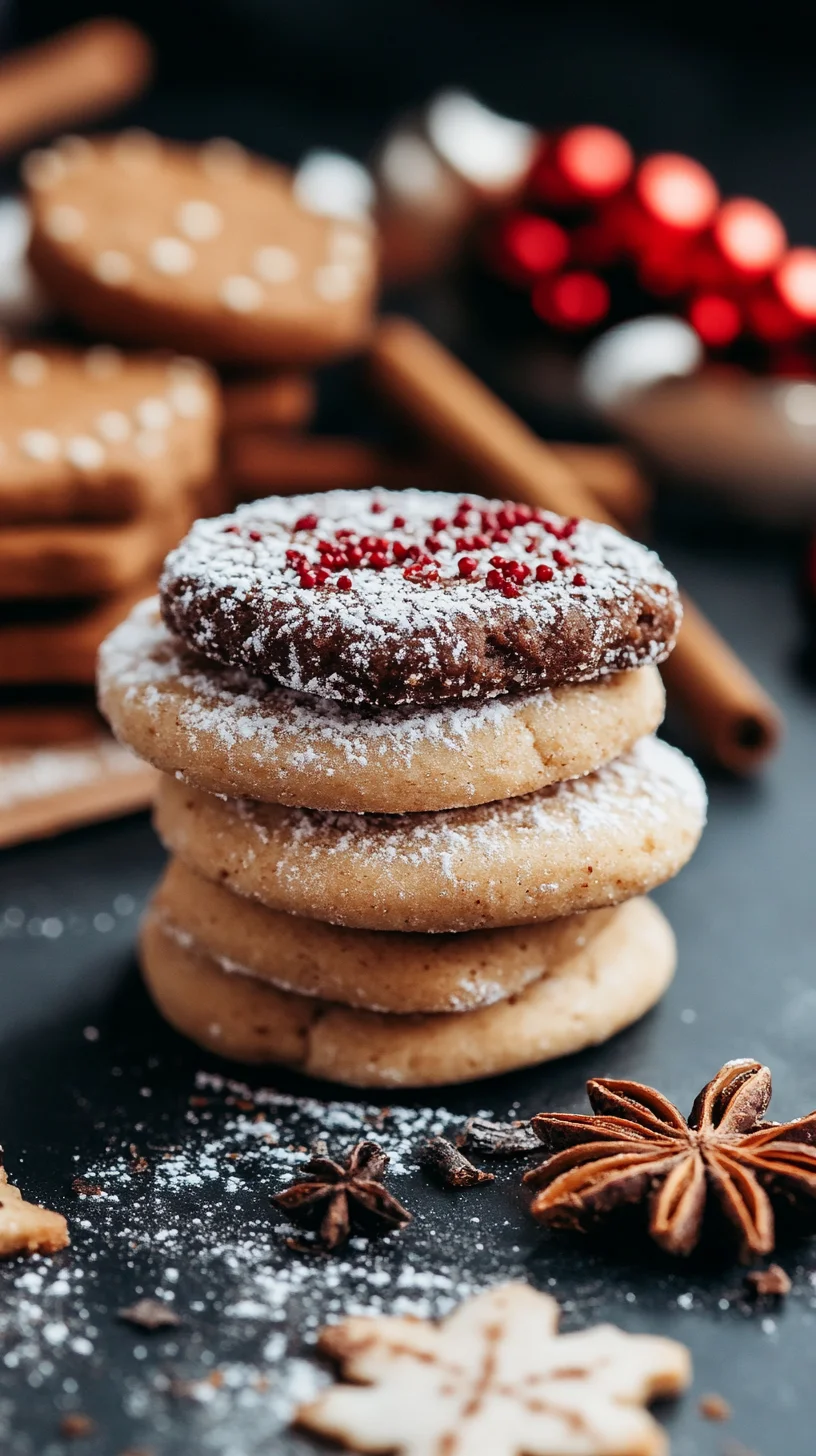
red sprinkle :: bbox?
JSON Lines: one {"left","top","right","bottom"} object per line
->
{"left": 392, "top": 541, "right": 410, "bottom": 562}
{"left": 294, "top": 514, "right": 318, "bottom": 531}
{"left": 392, "top": 514, "right": 406, "bottom": 528}
{"left": 369, "top": 550, "right": 389, "bottom": 569}
{"left": 432, "top": 516, "right": 448, "bottom": 532}
{"left": 346, "top": 546, "right": 364, "bottom": 566}
{"left": 493, "top": 529, "right": 511, "bottom": 543}
{"left": 490, "top": 555, "right": 507, "bottom": 568}
{"left": 553, "top": 549, "right": 571, "bottom": 568}
{"left": 507, "top": 561, "right": 530, "bottom": 582}
{"left": 248, "top": 529, "right": 263, "bottom": 542}
{"left": 315, "top": 568, "right": 331, "bottom": 584}
{"left": 572, "top": 572, "right": 587, "bottom": 587}
{"left": 222, "top": 524, "right": 240, "bottom": 533}
{"left": 298, "top": 570, "right": 317, "bottom": 588}
{"left": 425, "top": 536, "right": 443, "bottom": 553}
{"left": 371, "top": 501, "right": 384, "bottom": 514}
{"left": 562, "top": 517, "right": 579, "bottom": 538}
{"left": 458, "top": 556, "right": 478, "bottom": 577}
{"left": 502, "top": 580, "right": 520, "bottom": 598}
{"left": 486, "top": 569, "right": 504, "bottom": 589}
{"left": 337, "top": 574, "right": 352, "bottom": 590}
{"left": 536, "top": 563, "right": 555, "bottom": 582}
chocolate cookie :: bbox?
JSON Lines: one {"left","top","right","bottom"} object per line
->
{"left": 159, "top": 489, "right": 681, "bottom": 708}
{"left": 0, "top": 343, "right": 218, "bottom": 522}
{"left": 98, "top": 600, "right": 666, "bottom": 812}
{"left": 27, "top": 131, "right": 377, "bottom": 365}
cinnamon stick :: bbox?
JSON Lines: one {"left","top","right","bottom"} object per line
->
{"left": 369, "top": 316, "right": 782, "bottom": 773}
{"left": 225, "top": 434, "right": 435, "bottom": 501}
{"left": 548, "top": 443, "right": 651, "bottom": 533}
{"left": 0, "top": 21, "right": 153, "bottom": 158}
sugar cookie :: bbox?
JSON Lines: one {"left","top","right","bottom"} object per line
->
{"left": 153, "top": 735, "right": 706, "bottom": 932}
{"left": 99, "top": 600, "right": 666, "bottom": 812}
{"left": 159, "top": 489, "right": 680, "bottom": 709}
{"left": 27, "top": 133, "right": 377, "bottom": 365}
{"left": 140, "top": 896, "right": 675, "bottom": 1086}
{"left": 154, "top": 857, "right": 616, "bottom": 1013}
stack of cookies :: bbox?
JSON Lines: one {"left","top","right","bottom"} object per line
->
{"left": 23, "top": 128, "right": 378, "bottom": 504}
{"left": 0, "top": 341, "right": 220, "bottom": 745}
{"left": 98, "top": 488, "right": 706, "bottom": 1088}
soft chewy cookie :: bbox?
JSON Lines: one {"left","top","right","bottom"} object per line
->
{"left": 159, "top": 489, "right": 681, "bottom": 709}
{"left": 99, "top": 600, "right": 665, "bottom": 812}
{"left": 0, "top": 344, "right": 218, "bottom": 523}
{"left": 140, "top": 896, "right": 675, "bottom": 1086}
{"left": 154, "top": 857, "right": 616, "bottom": 1014}
{"left": 27, "top": 131, "right": 377, "bottom": 365}
{"left": 153, "top": 735, "right": 707, "bottom": 932}
{"left": 0, "top": 507, "right": 189, "bottom": 598}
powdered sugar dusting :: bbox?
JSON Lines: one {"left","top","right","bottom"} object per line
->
{"left": 100, "top": 599, "right": 559, "bottom": 769}
{"left": 159, "top": 489, "right": 680, "bottom": 706}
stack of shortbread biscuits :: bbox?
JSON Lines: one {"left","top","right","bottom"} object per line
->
{"left": 98, "top": 488, "right": 706, "bottom": 1088}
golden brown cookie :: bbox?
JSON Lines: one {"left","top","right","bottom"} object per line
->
{"left": 159, "top": 489, "right": 681, "bottom": 709}
{"left": 98, "top": 600, "right": 666, "bottom": 812}
{"left": 153, "top": 735, "right": 707, "bottom": 932}
{"left": 0, "top": 345, "right": 218, "bottom": 522}
{"left": 0, "top": 689, "right": 102, "bottom": 745}
{"left": 140, "top": 896, "right": 675, "bottom": 1086}
{"left": 27, "top": 132, "right": 377, "bottom": 365}
{"left": 154, "top": 857, "right": 616, "bottom": 1013}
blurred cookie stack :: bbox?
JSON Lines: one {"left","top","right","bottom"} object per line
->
{"left": 24, "top": 128, "right": 379, "bottom": 512}
{"left": 0, "top": 339, "right": 219, "bottom": 746}
{"left": 99, "top": 488, "right": 706, "bottom": 1088}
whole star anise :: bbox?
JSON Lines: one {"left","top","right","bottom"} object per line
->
{"left": 525, "top": 1059, "right": 816, "bottom": 1261}
{"left": 272, "top": 1140, "right": 412, "bottom": 1250}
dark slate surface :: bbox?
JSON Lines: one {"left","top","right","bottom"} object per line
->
{"left": 0, "top": 506, "right": 815, "bottom": 1454}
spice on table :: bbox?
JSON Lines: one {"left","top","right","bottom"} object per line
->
{"left": 272, "top": 1139, "right": 412, "bottom": 1251}
{"left": 419, "top": 1136, "right": 494, "bottom": 1188}
{"left": 457, "top": 1115, "right": 540, "bottom": 1157}
{"left": 525, "top": 1059, "right": 816, "bottom": 1261}
{"left": 744, "top": 1264, "right": 792, "bottom": 1299}
{"left": 118, "top": 1298, "right": 182, "bottom": 1331}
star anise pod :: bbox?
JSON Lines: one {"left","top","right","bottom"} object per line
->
{"left": 272, "top": 1140, "right": 412, "bottom": 1250}
{"left": 525, "top": 1059, "right": 816, "bottom": 1261}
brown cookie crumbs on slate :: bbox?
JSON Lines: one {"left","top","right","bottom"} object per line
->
{"left": 418, "top": 1137, "right": 494, "bottom": 1189}
{"left": 71, "top": 1176, "right": 104, "bottom": 1196}
{"left": 159, "top": 489, "right": 681, "bottom": 709}
{"left": 59, "top": 1412, "right": 96, "bottom": 1439}
{"left": 699, "top": 1392, "right": 732, "bottom": 1421}
{"left": 457, "top": 1116, "right": 540, "bottom": 1158}
{"left": 118, "top": 1297, "right": 182, "bottom": 1330}
{"left": 128, "top": 1144, "right": 149, "bottom": 1174}
{"left": 744, "top": 1264, "right": 792, "bottom": 1299}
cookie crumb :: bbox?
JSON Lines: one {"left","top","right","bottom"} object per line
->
{"left": 744, "top": 1264, "right": 791, "bottom": 1299}
{"left": 118, "top": 1297, "right": 181, "bottom": 1331}
{"left": 698, "top": 1392, "right": 732, "bottom": 1421}
{"left": 59, "top": 1412, "right": 96, "bottom": 1439}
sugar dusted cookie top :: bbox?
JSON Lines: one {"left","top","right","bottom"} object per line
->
{"left": 26, "top": 131, "right": 377, "bottom": 365}
{"left": 159, "top": 488, "right": 681, "bottom": 708}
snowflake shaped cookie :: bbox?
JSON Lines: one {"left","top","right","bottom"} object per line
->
{"left": 295, "top": 1281, "right": 691, "bottom": 1455}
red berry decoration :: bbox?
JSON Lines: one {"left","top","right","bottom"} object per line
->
{"left": 337, "top": 574, "right": 352, "bottom": 591}
{"left": 536, "top": 563, "right": 555, "bottom": 582}
{"left": 458, "top": 557, "right": 478, "bottom": 577}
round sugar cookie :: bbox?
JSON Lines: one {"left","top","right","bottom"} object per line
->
{"left": 153, "top": 735, "right": 707, "bottom": 933}
{"left": 0, "top": 345, "right": 218, "bottom": 523}
{"left": 158, "top": 489, "right": 681, "bottom": 709}
{"left": 27, "top": 132, "right": 376, "bottom": 365}
{"left": 140, "top": 897, "right": 676, "bottom": 1087}
{"left": 98, "top": 600, "right": 666, "bottom": 812}
{"left": 155, "top": 857, "right": 616, "bottom": 1013}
